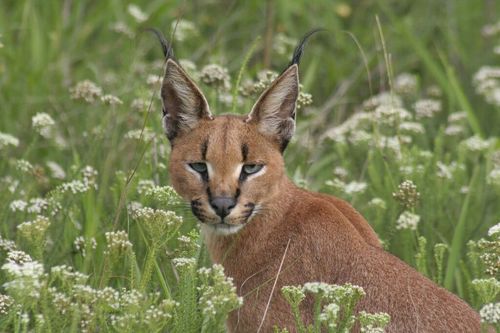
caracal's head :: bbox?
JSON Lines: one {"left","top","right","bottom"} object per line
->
{"left": 155, "top": 31, "right": 316, "bottom": 235}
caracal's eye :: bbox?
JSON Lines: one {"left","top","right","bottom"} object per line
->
{"left": 242, "top": 164, "right": 264, "bottom": 175}
{"left": 189, "top": 162, "right": 208, "bottom": 174}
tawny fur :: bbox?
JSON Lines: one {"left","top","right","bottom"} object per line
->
{"left": 160, "top": 58, "right": 482, "bottom": 332}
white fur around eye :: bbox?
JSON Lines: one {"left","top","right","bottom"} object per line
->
{"left": 233, "top": 163, "right": 243, "bottom": 179}
{"left": 185, "top": 164, "right": 201, "bottom": 178}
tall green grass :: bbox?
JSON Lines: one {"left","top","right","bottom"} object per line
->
{"left": 0, "top": 0, "right": 499, "bottom": 332}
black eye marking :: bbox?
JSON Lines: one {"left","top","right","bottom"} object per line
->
{"left": 241, "top": 143, "right": 248, "bottom": 162}
{"left": 189, "top": 162, "right": 209, "bottom": 182}
{"left": 201, "top": 139, "right": 209, "bottom": 160}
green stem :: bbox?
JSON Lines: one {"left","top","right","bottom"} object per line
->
{"left": 312, "top": 294, "right": 323, "bottom": 333}
{"left": 444, "top": 166, "right": 479, "bottom": 289}
{"left": 140, "top": 247, "right": 157, "bottom": 291}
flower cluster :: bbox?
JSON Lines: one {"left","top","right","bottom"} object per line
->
{"left": 0, "top": 131, "right": 19, "bottom": 149}
{"left": 57, "top": 165, "right": 98, "bottom": 194}
{"left": 105, "top": 230, "right": 133, "bottom": 255}
{"left": 0, "top": 294, "right": 13, "bottom": 315}
{"left": 200, "top": 64, "right": 231, "bottom": 91}
{"left": 473, "top": 66, "right": 500, "bottom": 107}
{"left": 125, "top": 128, "right": 155, "bottom": 142}
{"left": 394, "top": 73, "right": 418, "bottom": 95}
{"left": 479, "top": 302, "right": 500, "bottom": 324}
{"left": 358, "top": 311, "right": 391, "bottom": 333}
{"left": 2, "top": 256, "right": 46, "bottom": 300}
{"left": 472, "top": 277, "right": 500, "bottom": 304}
{"left": 131, "top": 207, "right": 183, "bottom": 246}
{"left": 32, "top": 112, "right": 55, "bottom": 138}
{"left": 17, "top": 215, "right": 50, "bottom": 242}
{"left": 396, "top": 211, "right": 421, "bottom": 231}
{"left": 70, "top": 80, "right": 103, "bottom": 103}
{"left": 197, "top": 264, "right": 243, "bottom": 319}
{"left": 392, "top": 180, "right": 420, "bottom": 209}
{"left": 73, "top": 236, "right": 97, "bottom": 257}
{"left": 413, "top": 99, "right": 442, "bottom": 119}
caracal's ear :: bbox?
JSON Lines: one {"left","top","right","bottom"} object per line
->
{"left": 245, "top": 29, "right": 323, "bottom": 152}
{"left": 161, "top": 59, "right": 213, "bottom": 141}
{"left": 245, "top": 65, "right": 299, "bottom": 151}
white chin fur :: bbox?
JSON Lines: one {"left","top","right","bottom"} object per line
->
{"left": 201, "top": 223, "right": 245, "bottom": 236}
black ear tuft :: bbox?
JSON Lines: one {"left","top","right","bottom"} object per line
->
{"left": 288, "top": 28, "right": 325, "bottom": 68}
{"left": 147, "top": 28, "right": 175, "bottom": 60}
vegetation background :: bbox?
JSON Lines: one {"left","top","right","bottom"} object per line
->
{"left": 0, "top": 0, "right": 499, "bottom": 332}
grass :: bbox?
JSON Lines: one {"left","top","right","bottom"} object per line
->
{"left": 0, "top": 0, "right": 499, "bottom": 332}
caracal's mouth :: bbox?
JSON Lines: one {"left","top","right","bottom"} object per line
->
{"left": 204, "top": 222, "right": 245, "bottom": 236}
{"left": 191, "top": 200, "right": 257, "bottom": 235}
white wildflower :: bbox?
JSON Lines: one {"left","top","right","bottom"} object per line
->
{"left": 105, "top": 231, "right": 132, "bottom": 253}
{"left": 60, "top": 180, "right": 91, "bottom": 194}
{"left": 173, "top": 257, "right": 196, "bottom": 269}
{"left": 125, "top": 128, "right": 155, "bottom": 142}
{"left": 461, "top": 135, "right": 494, "bottom": 152}
{"left": 319, "top": 303, "right": 340, "bottom": 328}
{"left": 137, "top": 179, "right": 155, "bottom": 194}
{"left": 396, "top": 211, "right": 420, "bottom": 230}
{"left": 488, "top": 223, "right": 500, "bottom": 237}
{"left": 414, "top": 99, "right": 442, "bottom": 119}
{"left": 0, "top": 132, "right": 19, "bottom": 149}
{"left": 74, "top": 236, "right": 97, "bottom": 257}
{"left": 2, "top": 260, "right": 45, "bottom": 299}
{"left": 146, "top": 74, "right": 162, "bottom": 86}
{"left": 26, "top": 198, "right": 49, "bottom": 214}
{"left": 344, "top": 181, "right": 368, "bottom": 195}
{"left": 0, "top": 294, "right": 13, "bottom": 315}
{"left": 448, "top": 112, "right": 467, "bottom": 123}
{"left": 487, "top": 168, "right": 500, "bottom": 187}
{"left": 6, "top": 250, "right": 32, "bottom": 264}
{"left": 482, "top": 21, "right": 500, "bottom": 37}
{"left": 348, "top": 130, "right": 372, "bottom": 146}
{"left": 15, "top": 159, "right": 33, "bottom": 173}
{"left": 435, "top": 161, "right": 464, "bottom": 180}
{"left": 394, "top": 73, "right": 418, "bottom": 95}
{"left": 9, "top": 200, "right": 27, "bottom": 212}
{"left": 101, "top": 94, "right": 123, "bottom": 106}
{"left": 445, "top": 125, "right": 465, "bottom": 136}
{"left": 368, "top": 198, "right": 386, "bottom": 210}
{"left": 46, "top": 161, "right": 66, "bottom": 179}
{"left": 363, "top": 92, "right": 403, "bottom": 111}
{"left": 479, "top": 303, "right": 500, "bottom": 324}
{"left": 0, "top": 237, "right": 17, "bottom": 253}
{"left": 373, "top": 105, "right": 412, "bottom": 126}
{"left": 17, "top": 215, "right": 50, "bottom": 238}
{"left": 200, "top": 64, "right": 230, "bottom": 90}
{"left": 32, "top": 113, "right": 55, "bottom": 138}
{"left": 179, "top": 59, "right": 198, "bottom": 75}
{"left": 473, "top": 66, "right": 500, "bottom": 107}
{"left": 399, "top": 121, "right": 425, "bottom": 135}
{"left": 70, "top": 80, "right": 102, "bottom": 103}
{"left": 131, "top": 98, "right": 148, "bottom": 112}
{"left": 127, "top": 4, "right": 148, "bottom": 23}
{"left": 333, "top": 167, "right": 349, "bottom": 179}
{"left": 303, "top": 282, "right": 335, "bottom": 295}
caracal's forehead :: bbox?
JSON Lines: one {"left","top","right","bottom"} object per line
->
{"left": 173, "top": 115, "right": 277, "bottom": 163}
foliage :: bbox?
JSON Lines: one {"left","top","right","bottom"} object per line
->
{"left": 1, "top": 0, "right": 499, "bottom": 332}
